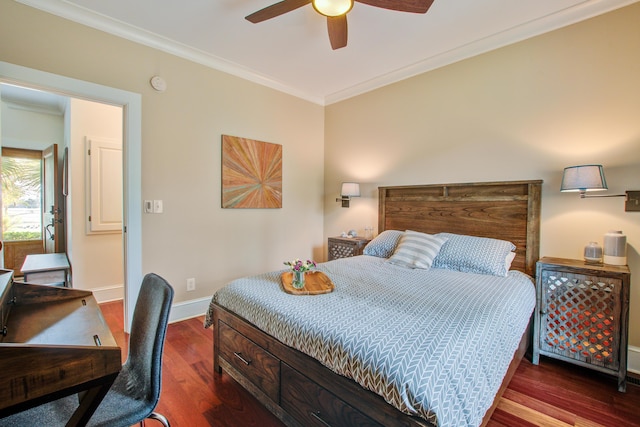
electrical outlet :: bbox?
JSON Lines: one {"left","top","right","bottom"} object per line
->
{"left": 625, "top": 191, "right": 640, "bottom": 212}
{"left": 186, "top": 278, "right": 196, "bottom": 291}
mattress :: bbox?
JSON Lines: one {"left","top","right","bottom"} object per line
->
{"left": 205, "top": 255, "right": 535, "bottom": 427}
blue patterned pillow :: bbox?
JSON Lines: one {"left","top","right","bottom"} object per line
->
{"left": 363, "top": 230, "right": 404, "bottom": 258}
{"left": 386, "top": 230, "right": 448, "bottom": 269}
{"left": 432, "top": 233, "right": 516, "bottom": 276}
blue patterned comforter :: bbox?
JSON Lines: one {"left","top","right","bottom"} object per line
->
{"left": 205, "top": 255, "right": 535, "bottom": 427}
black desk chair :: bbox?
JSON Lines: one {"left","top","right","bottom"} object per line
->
{"left": 1, "top": 273, "right": 174, "bottom": 427}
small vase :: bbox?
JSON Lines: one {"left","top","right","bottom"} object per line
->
{"left": 584, "top": 242, "right": 603, "bottom": 264}
{"left": 292, "top": 270, "right": 306, "bottom": 289}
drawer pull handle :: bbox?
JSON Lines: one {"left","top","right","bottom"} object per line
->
{"left": 233, "top": 352, "right": 252, "bottom": 365}
{"left": 310, "top": 411, "right": 332, "bottom": 427}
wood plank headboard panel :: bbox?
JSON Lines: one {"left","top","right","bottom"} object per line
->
{"left": 378, "top": 180, "right": 542, "bottom": 276}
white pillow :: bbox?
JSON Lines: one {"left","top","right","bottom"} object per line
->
{"left": 505, "top": 251, "right": 517, "bottom": 271}
{"left": 386, "top": 230, "right": 448, "bottom": 269}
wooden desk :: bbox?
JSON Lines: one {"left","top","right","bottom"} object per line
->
{"left": 21, "top": 253, "right": 70, "bottom": 287}
{"left": 0, "top": 270, "right": 121, "bottom": 426}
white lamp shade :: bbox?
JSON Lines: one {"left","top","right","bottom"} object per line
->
{"left": 341, "top": 182, "right": 360, "bottom": 197}
{"left": 560, "top": 165, "right": 608, "bottom": 192}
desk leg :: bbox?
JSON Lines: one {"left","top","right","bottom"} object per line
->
{"left": 65, "top": 373, "right": 117, "bottom": 427}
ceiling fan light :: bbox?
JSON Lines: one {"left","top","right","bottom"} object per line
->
{"left": 312, "top": 0, "right": 353, "bottom": 17}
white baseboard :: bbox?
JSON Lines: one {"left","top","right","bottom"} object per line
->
{"left": 628, "top": 345, "right": 640, "bottom": 374}
{"left": 168, "top": 296, "right": 211, "bottom": 323}
{"left": 92, "top": 284, "right": 125, "bottom": 303}
{"left": 91, "top": 283, "right": 210, "bottom": 323}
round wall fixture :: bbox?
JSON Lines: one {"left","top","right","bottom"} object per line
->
{"left": 150, "top": 75, "right": 167, "bottom": 92}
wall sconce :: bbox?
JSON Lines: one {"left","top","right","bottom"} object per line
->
{"left": 560, "top": 164, "right": 640, "bottom": 211}
{"left": 336, "top": 182, "right": 360, "bottom": 208}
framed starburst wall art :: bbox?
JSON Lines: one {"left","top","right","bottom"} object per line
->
{"left": 221, "top": 135, "right": 283, "bottom": 209}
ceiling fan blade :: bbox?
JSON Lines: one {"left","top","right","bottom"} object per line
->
{"left": 355, "top": 0, "right": 434, "bottom": 13}
{"left": 246, "top": 0, "right": 312, "bottom": 23}
{"left": 327, "top": 15, "right": 348, "bottom": 50}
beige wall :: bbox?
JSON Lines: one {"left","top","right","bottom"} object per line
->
{"left": 0, "top": 0, "right": 325, "bottom": 304}
{"left": 325, "top": 3, "right": 640, "bottom": 355}
{"left": 68, "top": 98, "right": 124, "bottom": 291}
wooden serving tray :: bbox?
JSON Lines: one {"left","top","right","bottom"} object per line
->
{"left": 280, "top": 271, "right": 335, "bottom": 295}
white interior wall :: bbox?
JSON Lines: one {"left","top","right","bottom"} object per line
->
{"left": 0, "top": 98, "right": 64, "bottom": 151}
{"left": 68, "top": 98, "right": 124, "bottom": 293}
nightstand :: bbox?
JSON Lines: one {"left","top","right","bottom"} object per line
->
{"left": 327, "top": 236, "right": 371, "bottom": 261}
{"left": 533, "top": 257, "right": 630, "bottom": 391}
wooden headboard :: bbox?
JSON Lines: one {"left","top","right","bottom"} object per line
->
{"left": 378, "top": 180, "right": 542, "bottom": 276}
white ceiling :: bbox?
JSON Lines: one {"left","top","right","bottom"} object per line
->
{"left": 1, "top": 83, "right": 67, "bottom": 114}
{"left": 14, "top": 0, "right": 639, "bottom": 105}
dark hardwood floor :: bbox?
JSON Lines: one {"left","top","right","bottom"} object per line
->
{"left": 100, "top": 301, "right": 640, "bottom": 427}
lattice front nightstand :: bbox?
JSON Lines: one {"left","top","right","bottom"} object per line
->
{"left": 532, "top": 257, "right": 630, "bottom": 391}
{"left": 327, "top": 236, "right": 371, "bottom": 261}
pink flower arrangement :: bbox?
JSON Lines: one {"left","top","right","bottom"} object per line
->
{"left": 284, "top": 258, "right": 317, "bottom": 273}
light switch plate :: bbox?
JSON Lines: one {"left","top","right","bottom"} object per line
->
{"left": 153, "top": 200, "right": 163, "bottom": 214}
{"left": 144, "top": 200, "right": 153, "bottom": 213}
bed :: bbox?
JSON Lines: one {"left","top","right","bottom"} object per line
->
{"left": 205, "top": 180, "right": 542, "bottom": 427}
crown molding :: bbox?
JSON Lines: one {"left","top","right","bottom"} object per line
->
{"left": 15, "top": 0, "right": 325, "bottom": 105}
{"left": 16, "top": 0, "right": 639, "bottom": 106}
{"left": 324, "top": 0, "right": 639, "bottom": 104}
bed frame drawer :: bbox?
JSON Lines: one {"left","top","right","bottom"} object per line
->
{"left": 281, "top": 363, "right": 385, "bottom": 427}
{"left": 218, "top": 321, "right": 280, "bottom": 402}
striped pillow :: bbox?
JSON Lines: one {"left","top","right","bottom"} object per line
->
{"left": 386, "top": 230, "right": 448, "bottom": 269}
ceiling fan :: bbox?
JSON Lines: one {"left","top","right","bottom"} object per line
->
{"left": 245, "top": 0, "right": 435, "bottom": 50}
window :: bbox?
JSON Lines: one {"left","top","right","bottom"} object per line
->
{"left": 1, "top": 147, "right": 42, "bottom": 241}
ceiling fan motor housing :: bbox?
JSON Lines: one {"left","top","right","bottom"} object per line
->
{"left": 312, "top": 0, "right": 354, "bottom": 17}
{"left": 245, "top": 0, "right": 434, "bottom": 49}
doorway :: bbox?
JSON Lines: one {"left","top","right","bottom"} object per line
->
{"left": 1, "top": 145, "right": 56, "bottom": 271}
{"left": 1, "top": 83, "right": 67, "bottom": 272}
{"left": 0, "top": 61, "right": 142, "bottom": 332}
{"left": 1, "top": 87, "right": 123, "bottom": 284}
